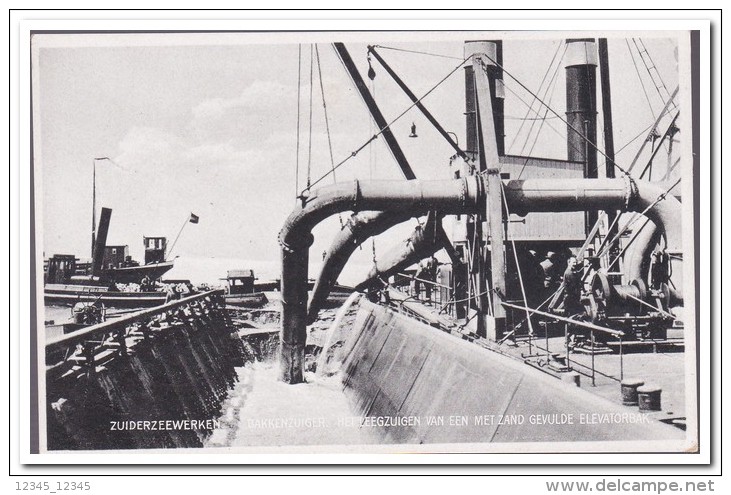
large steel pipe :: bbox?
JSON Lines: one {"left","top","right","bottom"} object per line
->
{"left": 279, "top": 177, "right": 483, "bottom": 383}
{"left": 623, "top": 181, "right": 683, "bottom": 301}
{"left": 355, "top": 215, "right": 452, "bottom": 291}
{"left": 279, "top": 176, "right": 682, "bottom": 383}
{"left": 503, "top": 177, "right": 634, "bottom": 216}
{"left": 307, "top": 210, "right": 412, "bottom": 323}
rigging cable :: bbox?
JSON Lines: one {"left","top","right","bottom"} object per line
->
{"left": 500, "top": 180, "right": 535, "bottom": 337}
{"left": 626, "top": 38, "right": 670, "bottom": 160}
{"left": 501, "top": 82, "right": 586, "bottom": 163}
{"left": 314, "top": 44, "right": 344, "bottom": 228}
{"left": 294, "top": 44, "right": 302, "bottom": 197}
{"left": 516, "top": 42, "right": 565, "bottom": 157}
{"left": 370, "top": 44, "right": 463, "bottom": 61}
{"left": 615, "top": 122, "right": 656, "bottom": 155}
{"left": 626, "top": 39, "right": 658, "bottom": 121}
{"left": 594, "top": 177, "right": 682, "bottom": 269}
{"left": 506, "top": 40, "right": 564, "bottom": 154}
{"left": 368, "top": 52, "right": 378, "bottom": 264}
{"left": 478, "top": 53, "right": 633, "bottom": 178}
{"left": 306, "top": 54, "right": 469, "bottom": 192}
{"left": 515, "top": 44, "right": 566, "bottom": 180}
{"left": 633, "top": 38, "right": 678, "bottom": 112}
{"left": 306, "top": 44, "right": 314, "bottom": 189}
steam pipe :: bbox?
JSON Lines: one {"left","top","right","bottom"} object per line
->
{"left": 279, "top": 176, "right": 682, "bottom": 383}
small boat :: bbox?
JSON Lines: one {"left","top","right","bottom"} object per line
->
{"left": 223, "top": 269, "right": 269, "bottom": 308}
{"left": 106, "top": 259, "right": 175, "bottom": 284}
{"left": 44, "top": 283, "right": 168, "bottom": 308}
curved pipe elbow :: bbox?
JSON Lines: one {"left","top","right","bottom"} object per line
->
{"left": 280, "top": 177, "right": 482, "bottom": 251}
{"left": 306, "top": 210, "right": 412, "bottom": 323}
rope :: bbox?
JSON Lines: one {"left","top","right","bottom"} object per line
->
{"left": 306, "top": 55, "right": 468, "bottom": 192}
{"left": 306, "top": 44, "right": 314, "bottom": 189}
{"left": 314, "top": 44, "right": 344, "bottom": 228}
{"left": 294, "top": 44, "right": 302, "bottom": 197}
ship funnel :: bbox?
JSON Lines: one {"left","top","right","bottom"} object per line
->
{"left": 91, "top": 207, "right": 112, "bottom": 277}
{"left": 464, "top": 40, "right": 505, "bottom": 157}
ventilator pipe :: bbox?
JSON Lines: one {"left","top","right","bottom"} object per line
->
{"left": 355, "top": 215, "right": 452, "bottom": 291}
{"left": 279, "top": 177, "right": 483, "bottom": 383}
{"left": 306, "top": 210, "right": 412, "bottom": 323}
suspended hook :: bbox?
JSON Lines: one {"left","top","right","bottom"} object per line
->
{"left": 367, "top": 53, "right": 376, "bottom": 81}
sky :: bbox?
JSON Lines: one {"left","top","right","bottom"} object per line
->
{"left": 32, "top": 31, "right": 681, "bottom": 284}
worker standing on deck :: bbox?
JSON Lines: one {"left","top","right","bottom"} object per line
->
{"left": 562, "top": 256, "right": 584, "bottom": 317}
{"left": 413, "top": 261, "right": 424, "bottom": 300}
{"left": 423, "top": 255, "right": 439, "bottom": 305}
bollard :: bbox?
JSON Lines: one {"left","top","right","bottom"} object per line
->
{"left": 637, "top": 384, "right": 662, "bottom": 411}
{"left": 621, "top": 378, "right": 645, "bottom": 406}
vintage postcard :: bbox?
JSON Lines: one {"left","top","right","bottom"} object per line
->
{"left": 23, "top": 22, "right": 707, "bottom": 461}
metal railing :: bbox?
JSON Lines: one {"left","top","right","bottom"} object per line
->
{"left": 390, "top": 272, "right": 453, "bottom": 316}
{"left": 46, "top": 290, "right": 227, "bottom": 375}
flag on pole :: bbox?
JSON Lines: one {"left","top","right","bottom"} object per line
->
{"left": 189, "top": 213, "right": 199, "bottom": 224}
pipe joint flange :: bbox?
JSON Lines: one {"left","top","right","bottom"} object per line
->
{"left": 278, "top": 231, "right": 314, "bottom": 253}
{"left": 278, "top": 233, "right": 295, "bottom": 253}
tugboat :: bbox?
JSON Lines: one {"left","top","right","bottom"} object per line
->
{"left": 43, "top": 207, "right": 171, "bottom": 308}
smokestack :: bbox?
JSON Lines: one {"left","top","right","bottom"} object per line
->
{"left": 565, "top": 38, "right": 598, "bottom": 233}
{"left": 565, "top": 38, "right": 598, "bottom": 171}
{"left": 91, "top": 207, "right": 112, "bottom": 276}
{"left": 464, "top": 40, "right": 505, "bottom": 157}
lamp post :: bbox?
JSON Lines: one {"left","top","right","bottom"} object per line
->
{"left": 92, "top": 157, "right": 110, "bottom": 255}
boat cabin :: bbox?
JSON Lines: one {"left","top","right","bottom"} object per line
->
{"left": 45, "top": 254, "right": 78, "bottom": 284}
{"left": 102, "top": 245, "right": 129, "bottom": 269}
{"left": 225, "top": 269, "right": 256, "bottom": 295}
{"left": 144, "top": 236, "right": 167, "bottom": 264}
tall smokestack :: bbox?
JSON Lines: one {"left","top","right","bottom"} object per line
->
{"left": 91, "top": 207, "right": 112, "bottom": 277}
{"left": 464, "top": 40, "right": 505, "bottom": 157}
{"left": 565, "top": 38, "right": 598, "bottom": 171}
{"left": 565, "top": 38, "right": 598, "bottom": 233}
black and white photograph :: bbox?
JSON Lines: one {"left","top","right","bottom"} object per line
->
{"left": 23, "top": 22, "right": 707, "bottom": 461}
